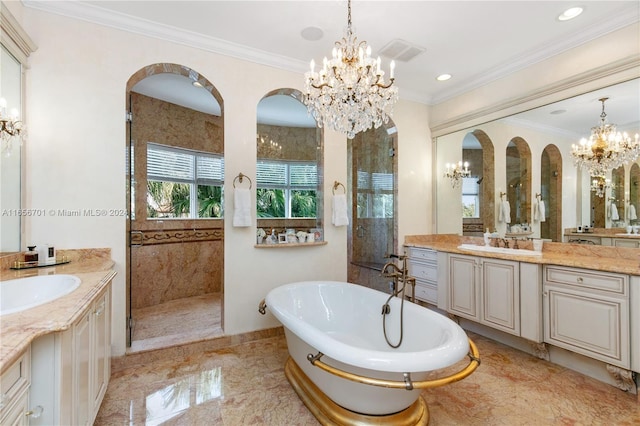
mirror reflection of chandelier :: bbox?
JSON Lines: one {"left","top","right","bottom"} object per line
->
{"left": 256, "top": 134, "right": 282, "bottom": 159}
{"left": 571, "top": 97, "right": 640, "bottom": 177}
{"left": 590, "top": 175, "right": 612, "bottom": 198}
{"left": 0, "top": 98, "right": 25, "bottom": 157}
{"left": 444, "top": 161, "right": 470, "bottom": 188}
{"left": 303, "top": 0, "right": 398, "bottom": 139}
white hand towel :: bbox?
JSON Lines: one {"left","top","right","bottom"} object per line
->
{"left": 533, "top": 200, "right": 539, "bottom": 222}
{"left": 332, "top": 194, "right": 349, "bottom": 227}
{"left": 629, "top": 204, "right": 637, "bottom": 220}
{"left": 609, "top": 202, "right": 619, "bottom": 221}
{"left": 499, "top": 199, "right": 511, "bottom": 224}
{"left": 538, "top": 200, "right": 546, "bottom": 223}
{"left": 232, "top": 188, "right": 251, "bottom": 227}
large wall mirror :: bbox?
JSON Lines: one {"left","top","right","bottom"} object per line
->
{"left": 1, "top": 44, "right": 23, "bottom": 253}
{"left": 435, "top": 78, "right": 640, "bottom": 240}
{"left": 255, "top": 89, "right": 323, "bottom": 243}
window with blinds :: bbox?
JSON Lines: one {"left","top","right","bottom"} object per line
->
{"left": 146, "top": 143, "right": 224, "bottom": 219}
{"left": 256, "top": 159, "right": 317, "bottom": 218}
{"left": 462, "top": 176, "right": 480, "bottom": 218}
{"left": 356, "top": 170, "right": 394, "bottom": 218}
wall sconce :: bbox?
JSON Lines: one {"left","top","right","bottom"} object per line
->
{"left": 0, "top": 98, "right": 25, "bottom": 156}
{"left": 444, "top": 161, "right": 470, "bottom": 188}
{"left": 590, "top": 175, "right": 612, "bottom": 198}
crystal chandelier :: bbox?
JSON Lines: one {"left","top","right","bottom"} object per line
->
{"left": 303, "top": 0, "right": 398, "bottom": 139}
{"left": 444, "top": 161, "right": 470, "bottom": 188}
{"left": 0, "top": 98, "right": 25, "bottom": 157}
{"left": 571, "top": 97, "right": 640, "bottom": 177}
{"left": 590, "top": 175, "right": 612, "bottom": 198}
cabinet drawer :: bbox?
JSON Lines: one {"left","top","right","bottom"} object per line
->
{"left": 0, "top": 349, "right": 30, "bottom": 415}
{"left": 408, "top": 260, "right": 437, "bottom": 282}
{"left": 407, "top": 247, "right": 437, "bottom": 262}
{"left": 544, "top": 266, "right": 627, "bottom": 295}
{"left": 414, "top": 282, "right": 437, "bottom": 304}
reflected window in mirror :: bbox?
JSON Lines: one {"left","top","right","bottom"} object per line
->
{"left": 506, "top": 138, "right": 532, "bottom": 227}
{"left": 256, "top": 89, "right": 323, "bottom": 241}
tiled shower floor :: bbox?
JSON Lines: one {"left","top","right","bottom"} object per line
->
{"left": 96, "top": 330, "right": 639, "bottom": 425}
{"left": 130, "top": 293, "right": 223, "bottom": 353}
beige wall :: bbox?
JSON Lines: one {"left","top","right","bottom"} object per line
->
{"left": 13, "top": 3, "right": 432, "bottom": 355}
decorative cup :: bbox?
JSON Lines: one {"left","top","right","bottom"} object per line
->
{"left": 626, "top": 225, "right": 632, "bottom": 234}
{"left": 307, "top": 233, "right": 315, "bottom": 243}
{"left": 532, "top": 239, "right": 543, "bottom": 252}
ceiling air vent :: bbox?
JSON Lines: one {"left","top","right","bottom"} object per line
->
{"left": 378, "top": 39, "right": 425, "bottom": 62}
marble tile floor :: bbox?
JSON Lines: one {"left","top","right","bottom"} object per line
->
{"left": 130, "top": 293, "right": 223, "bottom": 353}
{"left": 96, "top": 331, "right": 639, "bottom": 425}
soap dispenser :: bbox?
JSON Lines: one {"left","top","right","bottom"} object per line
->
{"left": 483, "top": 228, "right": 491, "bottom": 246}
{"left": 25, "top": 246, "right": 38, "bottom": 263}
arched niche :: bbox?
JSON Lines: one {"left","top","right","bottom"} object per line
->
{"left": 611, "top": 165, "right": 625, "bottom": 225}
{"left": 540, "top": 144, "right": 562, "bottom": 241}
{"left": 630, "top": 163, "right": 640, "bottom": 225}
{"left": 506, "top": 137, "right": 532, "bottom": 225}
{"left": 255, "top": 88, "right": 323, "bottom": 239}
{"left": 462, "top": 130, "right": 495, "bottom": 234}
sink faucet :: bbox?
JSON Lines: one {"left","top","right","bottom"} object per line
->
{"left": 501, "top": 238, "right": 509, "bottom": 248}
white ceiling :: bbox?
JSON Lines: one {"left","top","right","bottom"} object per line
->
{"left": 25, "top": 0, "right": 640, "bottom": 131}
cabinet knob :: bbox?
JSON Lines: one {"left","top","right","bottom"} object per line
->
{"left": 26, "top": 405, "right": 44, "bottom": 418}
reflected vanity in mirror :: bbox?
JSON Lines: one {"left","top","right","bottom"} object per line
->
{"left": 435, "top": 78, "right": 640, "bottom": 242}
{"left": 255, "top": 89, "right": 323, "bottom": 246}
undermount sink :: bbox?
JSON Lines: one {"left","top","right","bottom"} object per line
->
{"left": 457, "top": 244, "right": 542, "bottom": 256}
{"left": 0, "top": 274, "right": 81, "bottom": 315}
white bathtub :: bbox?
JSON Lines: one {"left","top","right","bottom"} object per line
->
{"left": 265, "top": 281, "right": 472, "bottom": 415}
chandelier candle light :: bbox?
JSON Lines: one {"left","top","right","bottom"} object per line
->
{"left": 445, "top": 161, "right": 470, "bottom": 188}
{"left": 590, "top": 175, "right": 612, "bottom": 198}
{"left": 571, "top": 97, "right": 640, "bottom": 177}
{"left": 303, "top": 0, "right": 398, "bottom": 139}
{"left": 0, "top": 97, "right": 24, "bottom": 156}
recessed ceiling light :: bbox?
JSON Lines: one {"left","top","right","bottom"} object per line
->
{"left": 301, "top": 26, "right": 324, "bottom": 41}
{"left": 550, "top": 109, "right": 567, "bottom": 115}
{"left": 558, "top": 7, "right": 583, "bottom": 21}
{"left": 436, "top": 74, "right": 452, "bottom": 81}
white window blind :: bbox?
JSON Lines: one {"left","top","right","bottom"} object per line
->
{"left": 462, "top": 177, "right": 479, "bottom": 195}
{"left": 257, "top": 160, "right": 316, "bottom": 189}
{"left": 147, "top": 143, "right": 224, "bottom": 184}
{"left": 372, "top": 172, "right": 393, "bottom": 191}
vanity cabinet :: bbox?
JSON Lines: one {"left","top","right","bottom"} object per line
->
{"left": 406, "top": 247, "right": 438, "bottom": 304}
{"left": 448, "top": 254, "right": 520, "bottom": 336}
{"left": 0, "top": 349, "right": 30, "bottom": 425}
{"left": 543, "top": 265, "right": 629, "bottom": 368}
{"left": 30, "top": 281, "right": 112, "bottom": 426}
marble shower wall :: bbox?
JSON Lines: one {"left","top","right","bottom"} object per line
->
{"left": 130, "top": 92, "right": 224, "bottom": 309}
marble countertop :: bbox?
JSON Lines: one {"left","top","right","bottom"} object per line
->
{"left": 404, "top": 235, "right": 640, "bottom": 275}
{"left": 0, "top": 249, "right": 115, "bottom": 374}
{"left": 563, "top": 228, "right": 640, "bottom": 239}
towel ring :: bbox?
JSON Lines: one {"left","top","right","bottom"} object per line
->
{"left": 535, "top": 193, "right": 542, "bottom": 200}
{"left": 233, "top": 173, "right": 252, "bottom": 189}
{"left": 332, "top": 181, "right": 346, "bottom": 195}
{"left": 499, "top": 192, "right": 506, "bottom": 200}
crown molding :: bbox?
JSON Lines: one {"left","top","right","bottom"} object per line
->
{"left": 1, "top": 2, "right": 38, "bottom": 64}
{"left": 430, "top": 55, "right": 640, "bottom": 137}
{"left": 430, "top": 6, "right": 640, "bottom": 105}
{"left": 22, "top": 0, "right": 309, "bottom": 73}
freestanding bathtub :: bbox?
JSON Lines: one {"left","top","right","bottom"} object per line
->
{"left": 263, "top": 281, "right": 479, "bottom": 423}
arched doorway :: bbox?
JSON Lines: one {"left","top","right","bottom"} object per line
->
{"left": 125, "top": 63, "right": 224, "bottom": 351}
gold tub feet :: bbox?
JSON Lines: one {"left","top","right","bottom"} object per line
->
{"left": 284, "top": 357, "right": 429, "bottom": 426}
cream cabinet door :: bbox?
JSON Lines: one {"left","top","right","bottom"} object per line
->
{"left": 448, "top": 254, "right": 478, "bottom": 320}
{"left": 91, "top": 287, "right": 111, "bottom": 418}
{"left": 74, "top": 309, "right": 91, "bottom": 426}
{"left": 480, "top": 259, "right": 520, "bottom": 335}
{"left": 544, "top": 285, "right": 629, "bottom": 368}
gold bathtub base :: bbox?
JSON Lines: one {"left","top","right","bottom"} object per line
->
{"left": 284, "top": 357, "right": 429, "bottom": 426}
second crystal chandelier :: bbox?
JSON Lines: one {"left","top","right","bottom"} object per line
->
{"left": 303, "top": 0, "right": 398, "bottom": 139}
